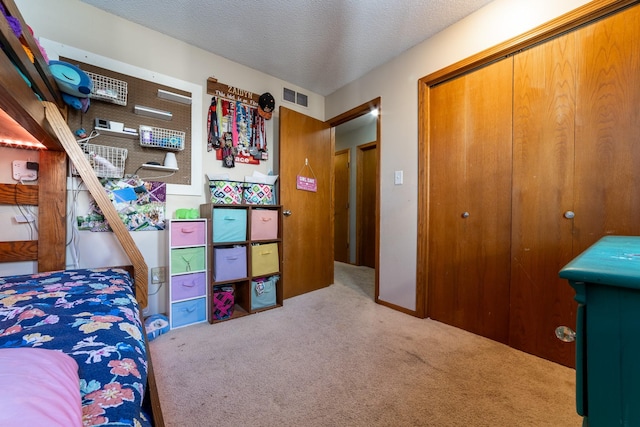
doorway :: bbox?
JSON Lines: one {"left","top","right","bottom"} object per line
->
{"left": 330, "top": 98, "right": 380, "bottom": 301}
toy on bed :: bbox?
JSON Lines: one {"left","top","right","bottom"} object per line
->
{"left": 49, "top": 60, "right": 93, "bottom": 112}
{"left": 0, "top": 268, "right": 151, "bottom": 427}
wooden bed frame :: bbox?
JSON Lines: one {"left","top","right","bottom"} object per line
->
{"left": 0, "top": 1, "right": 164, "bottom": 425}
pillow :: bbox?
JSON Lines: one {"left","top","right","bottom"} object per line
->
{"left": 0, "top": 348, "right": 82, "bottom": 427}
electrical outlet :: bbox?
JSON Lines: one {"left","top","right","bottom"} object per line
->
{"left": 12, "top": 160, "right": 38, "bottom": 181}
{"left": 151, "top": 267, "right": 166, "bottom": 284}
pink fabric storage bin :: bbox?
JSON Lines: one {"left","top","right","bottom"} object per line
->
{"left": 170, "top": 272, "right": 206, "bottom": 300}
{"left": 171, "top": 221, "right": 206, "bottom": 246}
{"left": 214, "top": 246, "right": 247, "bottom": 281}
{"left": 250, "top": 209, "right": 278, "bottom": 240}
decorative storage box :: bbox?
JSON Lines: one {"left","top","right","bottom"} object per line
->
{"left": 212, "top": 286, "right": 235, "bottom": 320}
{"left": 251, "top": 275, "right": 278, "bottom": 310}
{"left": 243, "top": 183, "right": 275, "bottom": 205}
{"left": 210, "top": 180, "right": 244, "bottom": 204}
{"left": 170, "top": 272, "right": 207, "bottom": 301}
{"left": 213, "top": 208, "right": 247, "bottom": 242}
{"left": 171, "top": 221, "right": 206, "bottom": 247}
{"left": 251, "top": 243, "right": 280, "bottom": 276}
{"left": 214, "top": 246, "right": 247, "bottom": 281}
{"left": 170, "top": 247, "right": 206, "bottom": 274}
{"left": 171, "top": 298, "right": 207, "bottom": 328}
{"left": 250, "top": 209, "right": 278, "bottom": 240}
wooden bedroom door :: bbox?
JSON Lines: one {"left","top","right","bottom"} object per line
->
{"left": 573, "top": 4, "right": 640, "bottom": 253}
{"left": 509, "top": 31, "right": 578, "bottom": 368}
{"left": 510, "top": 3, "right": 640, "bottom": 368}
{"left": 334, "top": 148, "right": 350, "bottom": 263}
{"left": 427, "top": 57, "right": 513, "bottom": 344}
{"left": 279, "top": 107, "right": 334, "bottom": 299}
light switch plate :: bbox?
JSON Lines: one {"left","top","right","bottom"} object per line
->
{"left": 394, "top": 170, "right": 403, "bottom": 185}
{"left": 12, "top": 160, "right": 37, "bottom": 181}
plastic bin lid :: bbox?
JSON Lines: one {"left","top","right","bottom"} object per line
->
{"left": 559, "top": 236, "right": 640, "bottom": 289}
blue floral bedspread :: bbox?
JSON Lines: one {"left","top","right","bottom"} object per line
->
{"left": 0, "top": 268, "right": 150, "bottom": 427}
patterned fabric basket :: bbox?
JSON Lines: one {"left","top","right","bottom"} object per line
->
{"left": 243, "top": 183, "right": 275, "bottom": 205}
{"left": 209, "top": 180, "right": 244, "bottom": 204}
{"left": 212, "top": 286, "right": 235, "bottom": 320}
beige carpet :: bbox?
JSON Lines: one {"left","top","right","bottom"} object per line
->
{"left": 150, "top": 262, "right": 581, "bottom": 426}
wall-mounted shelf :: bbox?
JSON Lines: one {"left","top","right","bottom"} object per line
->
{"left": 95, "top": 126, "right": 139, "bottom": 139}
{"left": 141, "top": 163, "right": 179, "bottom": 172}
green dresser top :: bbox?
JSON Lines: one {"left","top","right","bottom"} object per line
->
{"left": 559, "top": 236, "right": 640, "bottom": 289}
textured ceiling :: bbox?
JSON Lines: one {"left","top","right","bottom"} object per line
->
{"left": 80, "top": 0, "right": 494, "bottom": 96}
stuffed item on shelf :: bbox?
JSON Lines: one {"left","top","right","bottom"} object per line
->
{"left": 175, "top": 208, "right": 199, "bottom": 219}
{"left": 49, "top": 60, "right": 93, "bottom": 111}
{"left": 49, "top": 60, "right": 92, "bottom": 97}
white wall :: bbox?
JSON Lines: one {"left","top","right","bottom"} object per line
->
{"left": 15, "top": 0, "right": 324, "bottom": 315}
{"left": 325, "top": 0, "right": 591, "bottom": 310}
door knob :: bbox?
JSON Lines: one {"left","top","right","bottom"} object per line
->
{"left": 564, "top": 211, "right": 575, "bottom": 219}
{"left": 283, "top": 210, "right": 292, "bottom": 216}
{"left": 461, "top": 212, "right": 470, "bottom": 218}
{"left": 555, "top": 326, "right": 576, "bottom": 342}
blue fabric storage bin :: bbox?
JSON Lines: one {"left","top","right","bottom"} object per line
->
{"left": 251, "top": 275, "right": 278, "bottom": 310}
{"left": 171, "top": 297, "right": 206, "bottom": 328}
{"left": 213, "top": 208, "right": 247, "bottom": 243}
{"left": 214, "top": 246, "right": 247, "bottom": 281}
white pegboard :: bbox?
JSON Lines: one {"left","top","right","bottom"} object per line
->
{"left": 12, "top": 160, "right": 37, "bottom": 181}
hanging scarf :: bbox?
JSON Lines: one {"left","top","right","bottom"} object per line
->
{"left": 206, "top": 97, "right": 220, "bottom": 151}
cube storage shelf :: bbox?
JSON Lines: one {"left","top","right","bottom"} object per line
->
{"left": 167, "top": 219, "right": 209, "bottom": 328}
{"left": 200, "top": 203, "right": 283, "bottom": 323}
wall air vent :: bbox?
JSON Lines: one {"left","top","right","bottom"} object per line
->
{"left": 283, "top": 87, "right": 308, "bottom": 108}
{"left": 296, "top": 92, "right": 308, "bottom": 107}
{"left": 283, "top": 87, "right": 296, "bottom": 103}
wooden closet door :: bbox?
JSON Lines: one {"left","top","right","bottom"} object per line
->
{"left": 427, "top": 58, "right": 513, "bottom": 344}
{"left": 574, "top": 5, "right": 640, "bottom": 252}
{"left": 510, "top": 32, "right": 577, "bottom": 367}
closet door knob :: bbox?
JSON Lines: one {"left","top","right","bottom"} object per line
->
{"left": 283, "top": 210, "right": 292, "bottom": 216}
{"left": 564, "top": 211, "right": 575, "bottom": 219}
{"left": 461, "top": 212, "right": 470, "bottom": 218}
{"left": 555, "top": 326, "right": 576, "bottom": 342}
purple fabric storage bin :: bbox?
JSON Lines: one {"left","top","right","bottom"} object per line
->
{"left": 214, "top": 246, "right": 247, "bottom": 281}
{"left": 170, "top": 272, "right": 206, "bottom": 301}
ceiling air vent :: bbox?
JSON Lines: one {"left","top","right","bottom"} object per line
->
{"left": 283, "top": 87, "right": 308, "bottom": 108}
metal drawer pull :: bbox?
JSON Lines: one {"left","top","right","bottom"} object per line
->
{"left": 564, "top": 211, "right": 575, "bottom": 219}
{"left": 461, "top": 212, "right": 470, "bottom": 218}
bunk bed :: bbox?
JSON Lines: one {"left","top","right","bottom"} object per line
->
{"left": 0, "top": 0, "right": 163, "bottom": 425}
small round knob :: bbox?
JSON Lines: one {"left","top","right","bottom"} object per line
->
{"left": 283, "top": 210, "right": 292, "bottom": 216}
{"left": 564, "top": 211, "right": 575, "bottom": 219}
{"left": 461, "top": 212, "right": 470, "bottom": 218}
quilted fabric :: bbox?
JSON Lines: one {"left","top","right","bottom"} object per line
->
{"left": 209, "top": 180, "right": 244, "bottom": 204}
{"left": 243, "top": 183, "right": 274, "bottom": 205}
{"left": 0, "top": 268, "right": 150, "bottom": 427}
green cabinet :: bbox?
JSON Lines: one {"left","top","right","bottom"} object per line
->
{"left": 559, "top": 236, "right": 640, "bottom": 426}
